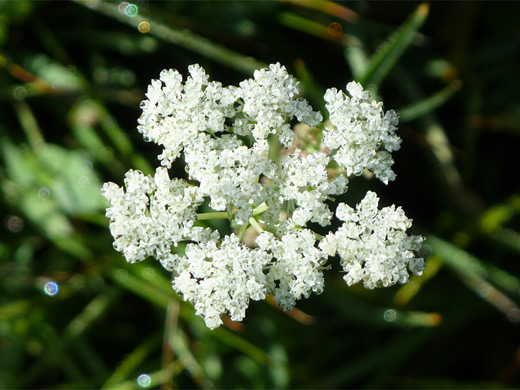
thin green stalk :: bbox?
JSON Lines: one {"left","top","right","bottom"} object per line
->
{"left": 162, "top": 299, "right": 180, "bottom": 390}
{"left": 197, "top": 211, "right": 230, "bottom": 221}
{"left": 237, "top": 221, "right": 250, "bottom": 241}
{"left": 249, "top": 217, "right": 264, "bottom": 234}
{"left": 102, "top": 334, "right": 163, "bottom": 389}
{"left": 13, "top": 101, "right": 45, "bottom": 152}
{"left": 72, "top": 0, "right": 266, "bottom": 75}
{"left": 252, "top": 202, "right": 269, "bottom": 216}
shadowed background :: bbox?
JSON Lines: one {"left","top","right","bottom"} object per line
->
{"left": 1, "top": 1, "right": 520, "bottom": 388}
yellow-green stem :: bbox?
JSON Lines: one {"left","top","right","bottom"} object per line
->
{"left": 196, "top": 212, "right": 229, "bottom": 221}
{"left": 249, "top": 217, "right": 264, "bottom": 234}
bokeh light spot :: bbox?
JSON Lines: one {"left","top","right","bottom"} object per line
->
{"left": 38, "top": 187, "right": 51, "bottom": 200}
{"left": 118, "top": 2, "right": 129, "bottom": 13}
{"left": 5, "top": 215, "right": 24, "bottom": 233}
{"left": 44, "top": 281, "right": 59, "bottom": 296}
{"left": 116, "top": 269, "right": 128, "bottom": 281}
{"left": 13, "top": 86, "right": 27, "bottom": 100}
{"left": 327, "top": 22, "right": 342, "bottom": 38}
{"left": 137, "top": 374, "right": 151, "bottom": 387}
{"left": 142, "top": 267, "right": 155, "bottom": 280}
{"left": 82, "top": 160, "right": 93, "bottom": 172}
{"left": 508, "top": 308, "right": 520, "bottom": 323}
{"left": 138, "top": 21, "right": 150, "bottom": 34}
{"left": 78, "top": 176, "right": 90, "bottom": 188}
{"left": 125, "top": 3, "right": 139, "bottom": 18}
{"left": 383, "top": 309, "right": 397, "bottom": 322}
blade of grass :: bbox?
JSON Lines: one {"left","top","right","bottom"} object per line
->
{"left": 102, "top": 333, "right": 163, "bottom": 389}
{"left": 162, "top": 299, "right": 180, "bottom": 390}
{"left": 0, "top": 51, "right": 58, "bottom": 96}
{"left": 487, "top": 228, "right": 520, "bottom": 254}
{"left": 72, "top": 0, "right": 266, "bottom": 75}
{"left": 359, "top": 3, "right": 429, "bottom": 88}
{"left": 280, "top": 0, "right": 359, "bottom": 22}
{"left": 278, "top": 12, "right": 357, "bottom": 46}
{"left": 13, "top": 100, "right": 45, "bottom": 152}
{"left": 428, "top": 235, "right": 520, "bottom": 313}
{"left": 394, "top": 66, "right": 484, "bottom": 215}
{"left": 394, "top": 256, "right": 443, "bottom": 306}
{"left": 107, "top": 361, "right": 184, "bottom": 390}
{"left": 324, "top": 329, "right": 431, "bottom": 387}
{"left": 73, "top": 337, "right": 111, "bottom": 383}
{"left": 398, "top": 80, "right": 462, "bottom": 123}
{"left": 169, "top": 327, "right": 215, "bottom": 389}
{"left": 23, "top": 322, "right": 88, "bottom": 386}
{"left": 69, "top": 101, "right": 126, "bottom": 175}
{"left": 64, "top": 287, "right": 121, "bottom": 339}
{"left": 325, "top": 282, "right": 441, "bottom": 328}
{"left": 479, "top": 196, "right": 520, "bottom": 253}
{"left": 107, "top": 266, "right": 173, "bottom": 308}
{"left": 345, "top": 45, "right": 369, "bottom": 81}
{"left": 94, "top": 102, "right": 154, "bottom": 175}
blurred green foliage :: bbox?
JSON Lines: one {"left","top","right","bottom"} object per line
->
{"left": 1, "top": 1, "right": 520, "bottom": 388}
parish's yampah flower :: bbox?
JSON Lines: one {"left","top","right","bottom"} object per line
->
{"left": 102, "top": 63, "right": 424, "bottom": 329}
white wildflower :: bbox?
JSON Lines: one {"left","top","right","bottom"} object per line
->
{"left": 323, "top": 81, "right": 401, "bottom": 184}
{"left": 278, "top": 149, "right": 347, "bottom": 226}
{"left": 103, "top": 63, "right": 424, "bottom": 329}
{"left": 239, "top": 63, "right": 322, "bottom": 146}
{"left": 320, "top": 191, "right": 425, "bottom": 289}
{"left": 257, "top": 229, "right": 326, "bottom": 311}
{"left": 172, "top": 234, "right": 271, "bottom": 329}
{"left": 101, "top": 167, "right": 215, "bottom": 265}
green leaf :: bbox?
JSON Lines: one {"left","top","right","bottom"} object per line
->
{"left": 358, "top": 3, "right": 429, "bottom": 88}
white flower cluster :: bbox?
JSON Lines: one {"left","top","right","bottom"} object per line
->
{"left": 102, "top": 63, "right": 424, "bottom": 329}
{"left": 319, "top": 191, "right": 424, "bottom": 289}
{"left": 323, "top": 82, "right": 401, "bottom": 184}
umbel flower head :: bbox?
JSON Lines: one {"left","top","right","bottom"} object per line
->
{"left": 102, "top": 63, "right": 424, "bottom": 329}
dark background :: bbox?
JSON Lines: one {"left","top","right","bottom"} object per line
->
{"left": 1, "top": 1, "right": 520, "bottom": 388}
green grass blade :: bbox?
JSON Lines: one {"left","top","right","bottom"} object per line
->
{"left": 106, "top": 361, "right": 184, "bottom": 390}
{"left": 398, "top": 80, "right": 462, "bottom": 123}
{"left": 107, "top": 266, "right": 173, "bottom": 308}
{"left": 359, "top": 3, "right": 429, "bottom": 88}
{"left": 64, "top": 288, "right": 121, "bottom": 339}
{"left": 169, "top": 328, "right": 215, "bottom": 388}
{"left": 324, "top": 330, "right": 431, "bottom": 387}
{"left": 345, "top": 45, "right": 369, "bottom": 81}
{"left": 278, "top": 12, "right": 357, "bottom": 46}
{"left": 102, "top": 334, "right": 162, "bottom": 389}
{"left": 487, "top": 228, "right": 520, "bottom": 254}
{"left": 325, "top": 282, "right": 441, "bottom": 328}
{"left": 72, "top": 0, "right": 266, "bottom": 75}
{"left": 428, "top": 235, "right": 520, "bottom": 310}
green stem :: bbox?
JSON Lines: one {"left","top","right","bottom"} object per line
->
{"left": 237, "top": 222, "right": 249, "bottom": 241}
{"left": 197, "top": 203, "right": 269, "bottom": 222}
{"left": 249, "top": 217, "right": 264, "bottom": 234}
{"left": 13, "top": 101, "right": 46, "bottom": 153}
{"left": 252, "top": 202, "right": 269, "bottom": 217}
{"left": 196, "top": 212, "right": 230, "bottom": 221}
